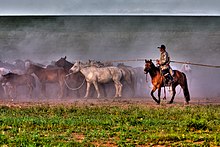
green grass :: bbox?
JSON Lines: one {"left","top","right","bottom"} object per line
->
{"left": 0, "top": 105, "right": 220, "bottom": 146}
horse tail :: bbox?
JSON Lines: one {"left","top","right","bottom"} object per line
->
{"left": 120, "top": 68, "right": 126, "bottom": 81}
{"left": 182, "top": 72, "right": 190, "bottom": 102}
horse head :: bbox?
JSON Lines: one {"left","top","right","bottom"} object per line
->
{"left": 55, "top": 56, "right": 67, "bottom": 67}
{"left": 55, "top": 56, "right": 74, "bottom": 71}
{"left": 144, "top": 59, "right": 157, "bottom": 74}
{"left": 70, "top": 61, "right": 81, "bottom": 73}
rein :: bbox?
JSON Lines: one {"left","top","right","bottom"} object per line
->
{"left": 64, "top": 73, "right": 86, "bottom": 91}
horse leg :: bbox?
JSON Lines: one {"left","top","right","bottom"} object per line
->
{"left": 93, "top": 81, "right": 101, "bottom": 98}
{"left": 2, "top": 83, "right": 7, "bottom": 98}
{"left": 114, "top": 81, "right": 123, "bottom": 98}
{"left": 180, "top": 84, "right": 190, "bottom": 104}
{"left": 102, "top": 84, "right": 107, "bottom": 97}
{"left": 130, "top": 83, "right": 135, "bottom": 97}
{"left": 180, "top": 73, "right": 190, "bottom": 104}
{"left": 158, "top": 87, "right": 161, "bottom": 103}
{"left": 151, "top": 86, "right": 160, "bottom": 104}
{"left": 4, "top": 83, "right": 11, "bottom": 100}
{"left": 75, "top": 78, "right": 82, "bottom": 98}
{"left": 84, "top": 82, "right": 91, "bottom": 98}
{"left": 41, "top": 83, "right": 46, "bottom": 98}
{"left": 28, "top": 84, "right": 33, "bottom": 98}
{"left": 14, "top": 86, "right": 17, "bottom": 100}
{"left": 118, "top": 82, "right": 123, "bottom": 98}
{"left": 168, "top": 85, "right": 176, "bottom": 104}
{"left": 7, "top": 84, "right": 14, "bottom": 101}
{"left": 58, "top": 80, "right": 64, "bottom": 99}
{"left": 114, "top": 83, "right": 119, "bottom": 98}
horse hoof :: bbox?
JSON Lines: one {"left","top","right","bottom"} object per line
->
{"left": 185, "top": 101, "right": 189, "bottom": 105}
{"left": 167, "top": 101, "right": 173, "bottom": 104}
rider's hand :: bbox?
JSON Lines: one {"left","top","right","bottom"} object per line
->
{"left": 156, "top": 59, "right": 160, "bottom": 65}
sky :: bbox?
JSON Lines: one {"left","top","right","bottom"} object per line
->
{"left": 0, "top": 0, "right": 220, "bottom": 16}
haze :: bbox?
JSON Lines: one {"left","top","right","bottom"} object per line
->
{"left": 0, "top": 16, "right": 219, "bottom": 98}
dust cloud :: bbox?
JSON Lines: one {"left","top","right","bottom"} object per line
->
{"left": 0, "top": 16, "right": 220, "bottom": 98}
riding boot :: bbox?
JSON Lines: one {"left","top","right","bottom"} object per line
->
{"left": 167, "top": 74, "right": 174, "bottom": 85}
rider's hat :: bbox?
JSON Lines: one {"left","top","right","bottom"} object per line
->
{"left": 157, "top": 44, "right": 166, "bottom": 50}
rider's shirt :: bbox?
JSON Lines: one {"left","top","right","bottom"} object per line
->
{"left": 160, "top": 51, "right": 170, "bottom": 70}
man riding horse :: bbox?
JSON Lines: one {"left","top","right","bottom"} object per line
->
{"left": 156, "top": 44, "right": 173, "bottom": 86}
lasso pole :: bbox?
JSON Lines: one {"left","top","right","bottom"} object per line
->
{"left": 106, "top": 58, "right": 220, "bottom": 68}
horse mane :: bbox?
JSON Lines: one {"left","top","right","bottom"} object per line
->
{"left": 2, "top": 72, "right": 19, "bottom": 78}
{"left": 150, "top": 61, "right": 160, "bottom": 72}
{"left": 117, "top": 63, "right": 133, "bottom": 68}
{"left": 29, "top": 63, "right": 46, "bottom": 71}
{"left": 87, "top": 60, "right": 113, "bottom": 68}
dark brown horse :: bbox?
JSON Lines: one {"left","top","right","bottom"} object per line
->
{"left": 1, "top": 72, "right": 36, "bottom": 100}
{"left": 26, "top": 63, "right": 66, "bottom": 98}
{"left": 144, "top": 59, "right": 190, "bottom": 104}
{"left": 55, "top": 56, "right": 87, "bottom": 97}
{"left": 117, "top": 63, "right": 137, "bottom": 97}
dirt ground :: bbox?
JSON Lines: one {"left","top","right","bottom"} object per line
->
{"left": 0, "top": 96, "right": 220, "bottom": 108}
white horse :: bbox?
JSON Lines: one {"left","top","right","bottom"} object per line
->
{"left": 0, "top": 67, "right": 11, "bottom": 97}
{"left": 70, "top": 61, "right": 124, "bottom": 98}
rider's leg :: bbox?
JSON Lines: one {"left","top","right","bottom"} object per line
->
{"left": 162, "top": 69, "right": 173, "bottom": 84}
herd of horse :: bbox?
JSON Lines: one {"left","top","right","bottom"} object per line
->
{"left": 0, "top": 57, "right": 191, "bottom": 104}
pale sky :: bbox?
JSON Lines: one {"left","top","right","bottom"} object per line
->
{"left": 0, "top": 0, "right": 219, "bottom": 16}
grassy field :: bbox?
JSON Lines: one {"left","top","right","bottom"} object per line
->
{"left": 1, "top": 104, "right": 220, "bottom": 146}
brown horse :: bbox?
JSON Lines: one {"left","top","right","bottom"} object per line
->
{"left": 55, "top": 56, "right": 87, "bottom": 97}
{"left": 117, "top": 63, "right": 137, "bottom": 97}
{"left": 1, "top": 72, "right": 36, "bottom": 100}
{"left": 144, "top": 59, "right": 190, "bottom": 104}
{"left": 26, "top": 63, "right": 66, "bottom": 98}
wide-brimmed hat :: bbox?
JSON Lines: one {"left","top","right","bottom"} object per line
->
{"left": 157, "top": 45, "right": 166, "bottom": 49}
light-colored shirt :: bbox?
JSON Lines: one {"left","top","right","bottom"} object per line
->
{"left": 160, "top": 51, "right": 170, "bottom": 70}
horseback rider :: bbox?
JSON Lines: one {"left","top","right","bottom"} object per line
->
{"left": 156, "top": 44, "right": 174, "bottom": 85}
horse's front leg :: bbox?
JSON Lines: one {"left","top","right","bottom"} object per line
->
{"left": 14, "top": 86, "right": 17, "bottom": 99}
{"left": 28, "top": 84, "right": 33, "bottom": 98}
{"left": 58, "top": 80, "right": 65, "bottom": 99}
{"left": 84, "top": 82, "right": 91, "bottom": 98}
{"left": 2, "top": 83, "right": 8, "bottom": 98}
{"left": 118, "top": 82, "right": 123, "bottom": 98}
{"left": 93, "top": 81, "right": 100, "bottom": 98}
{"left": 151, "top": 86, "right": 160, "bottom": 104}
{"left": 40, "top": 83, "right": 46, "bottom": 98}
{"left": 158, "top": 87, "right": 161, "bottom": 103}
{"left": 6, "top": 83, "right": 14, "bottom": 101}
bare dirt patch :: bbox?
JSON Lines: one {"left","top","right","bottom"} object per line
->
{"left": 1, "top": 96, "right": 220, "bottom": 108}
